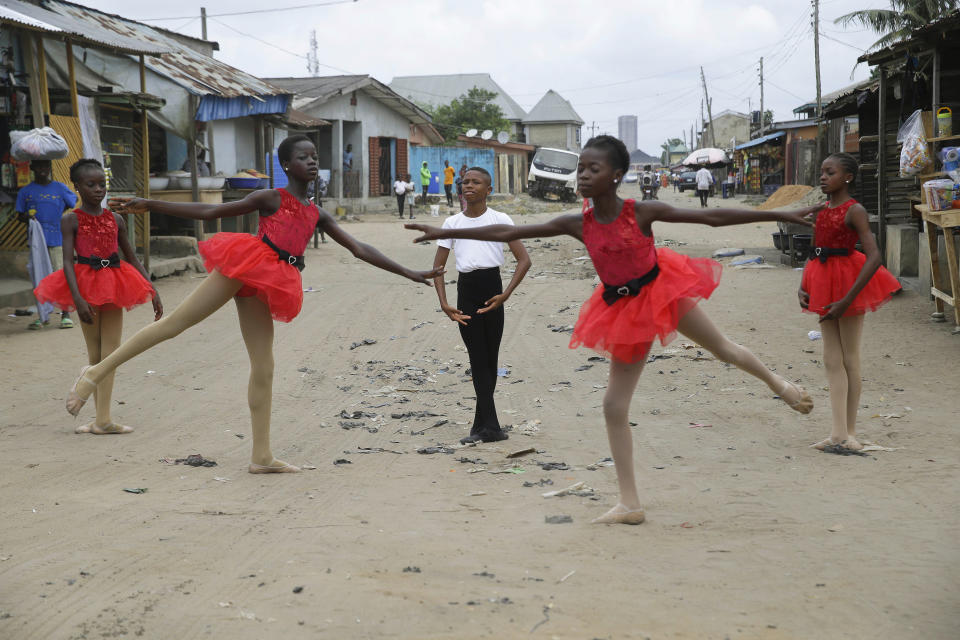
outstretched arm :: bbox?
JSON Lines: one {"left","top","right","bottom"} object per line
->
{"left": 319, "top": 210, "right": 442, "bottom": 284}
{"left": 634, "top": 200, "right": 820, "bottom": 230}
{"left": 818, "top": 203, "right": 882, "bottom": 322}
{"left": 406, "top": 213, "right": 583, "bottom": 244}
{"left": 108, "top": 189, "right": 281, "bottom": 221}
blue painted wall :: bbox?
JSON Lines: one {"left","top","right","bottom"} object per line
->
{"left": 409, "top": 147, "right": 496, "bottom": 193}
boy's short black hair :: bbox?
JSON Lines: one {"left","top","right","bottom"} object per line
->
{"left": 69, "top": 158, "right": 103, "bottom": 182}
{"left": 278, "top": 135, "right": 314, "bottom": 164}
{"left": 464, "top": 166, "right": 491, "bottom": 184}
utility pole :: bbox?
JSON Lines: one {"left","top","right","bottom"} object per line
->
{"left": 813, "top": 0, "right": 824, "bottom": 163}
{"left": 201, "top": 7, "right": 207, "bottom": 40}
{"left": 589, "top": 121, "right": 597, "bottom": 138}
{"left": 758, "top": 56, "right": 764, "bottom": 136}
{"left": 307, "top": 30, "right": 319, "bottom": 76}
{"left": 700, "top": 66, "right": 716, "bottom": 148}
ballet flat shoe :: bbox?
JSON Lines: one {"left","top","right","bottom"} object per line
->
{"left": 66, "top": 365, "right": 94, "bottom": 417}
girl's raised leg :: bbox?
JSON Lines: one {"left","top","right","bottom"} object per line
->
{"left": 235, "top": 294, "right": 298, "bottom": 473}
{"left": 676, "top": 304, "right": 813, "bottom": 413}
{"left": 67, "top": 271, "right": 242, "bottom": 414}
{"left": 592, "top": 355, "right": 648, "bottom": 525}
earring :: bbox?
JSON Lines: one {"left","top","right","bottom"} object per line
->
{"left": 845, "top": 180, "right": 850, "bottom": 183}
{"left": 284, "top": 166, "right": 289, "bottom": 171}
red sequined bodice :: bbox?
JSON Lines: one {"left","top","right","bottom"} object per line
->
{"left": 74, "top": 209, "right": 119, "bottom": 257}
{"left": 813, "top": 199, "right": 859, "bottom": 250}
{"left": 257, "top": 189, "right": 320, "bottom": 255}
{"left": 582, "top": 199, "right": 657, "bottom": 285}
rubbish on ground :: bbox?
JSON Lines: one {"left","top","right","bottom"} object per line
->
{"left": 712, "top": 248, "right": 745, "bottom": 258}
{"left": 730, "top": 255, "right": 763, "bottom": 266}
{"left": 212, "top": 477, "right": 230, "bottom": 483}
{"left": 349, "top": 339, "right": 377, "bottom": 350}
{"left": 514, "top": 419, "right": 541, "bottom": 436}
{"left": 547, "top": 324, "right": 574, "bottom": 333}
{"left": 542, "top": 481, "right": 592, "bottom": 498}
{"left": 411, "top": 321, "right": 432, "bottom": 330}
{"left": 733, "top": 263, "right": 775, "bottom": 270}
{"left": 680, "top": 522, "right": 695, "bottom": 528}
{"left": 468, "top": 465, "right": 525, "bottom": 474}
{"left": 302, "top": 464, "right": 317, "bottom": 470}
{"left": 391, "top": 410, "right": 441, "bottom": 419}
{"left": 574, "top": 364, "right": 593, "bottom": 371}
{"left": 820, "top": 444, "right": 870, "bottom": 456}
{"left": 506, "top": 447, "right": 537, "bottom": 459}
{"left": 343, "top": 446, "right": 404, "bottom": 455}
{"left": 122, "top": 488, "right": 147, "bottom": 494}
{"left": 585, "top": 457, "right": 614, "bottom": 470}
{"left": 872, "top": 413, "right": 902, "bottom": 420}
{"left": 468, "top": 491, "right": 486, "bottom": 496}
{"left": 537, "top": 461, "right": 569, "bottom": 471}
{"left": 333, "top": 458, "right": 351, "bottom": 465}
{"left": 827, "top": 524, "right": 844, "bottom": 532}
{"left": 588, "top": 356, "right": 607, "bottom": 362}
{"left": 456, "top": 456, "right": 486, "bottom": 464}
{"left": 689, "top": 422, "right": 713, "bottom": 428}
{"left": 808, "top": 330, "right": 822, "bottom": 341}
{"left": 175, "top": 454, "right": 217, "bottom": 467}
{"left": 292, "top": 586, "right": 304, "bottom": 594}
{"left": 558, "top": 570, "right": 576, "bottom": 583}
{"left": 523, "top": 478, "right": 554, "bottom": 487}
{"left": 545, "top": 515, "right": 573, "bottom": 524}
{"left": 860, "top": 444, "right": 898, "bottom": 452}
{"left": 417, "top": 445, "right": 455, "bottom": 455}
{"left": 497, "top": 367, "right": 510, "bottom": 377}
{"left": 341, "top": 409, "right": 376, "bottom": 419}
{"left": 411, "top": 419, "right": 448, "bottom": 435}
{"left": 402, "top": 566, "right": 421, "bottom": 573}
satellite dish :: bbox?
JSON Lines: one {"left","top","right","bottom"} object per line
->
{"left": 465, "top": 129, "right": 478, "bottom": 138}
{"left": 496, "top": 131, "right": 509, "bottom": 144}
{"left": 481, "top": 129, "right": 493, "bottom": 140}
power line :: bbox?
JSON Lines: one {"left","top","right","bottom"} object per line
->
{"left": 766, "top": 79, "right": 807, "bottom": 102}
{"left": 818, "top": 30, "right": 867, "bottom": 52}
{"left": 208, "top": 17, "right": 354, "bottom": 74}
{"left": 138, "top": 0, "right": 358, "bottom": 22}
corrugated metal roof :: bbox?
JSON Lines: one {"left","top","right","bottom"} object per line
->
{"left": 735, "top": 131, "right": 785, "bottom": 150}
{"left": 41, "top": 0, "right": 288, "bottom": 98}
{"left": 389, "top": 73, "right": 527, "bottom": 122}
{"left": 0, "top": 0, "right": 165, "bottom": 55}
{"left": 522, "top": 90, "right": 583, "bottom": 125}
{"left": 793, "top": 78, "right": 875, "bottom": 114}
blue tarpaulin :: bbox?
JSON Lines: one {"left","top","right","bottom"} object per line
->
{"left": 409, "top": 147, "right": 497, "bottom": 192}
{"left": 735, "top": 131, "right": 785, "bottom": 150}
{"left": 195, "top": 95, "right": 290, "bottom": 122}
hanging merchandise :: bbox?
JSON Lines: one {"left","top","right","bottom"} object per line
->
{"left": 10, "top": 127, "right": 70, "bottom": 161}
{"left": 939, "top": 146, "right": 960, "bottom": 182}
{"left": 896, "top": 109, "right": 931, "bottom": 177}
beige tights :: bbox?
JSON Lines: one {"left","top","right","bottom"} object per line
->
{"left": 596, "top": 304, "right": 807, "bottom": 523}
{"left": 75, "top": 271, "right": 285, "bottom": 465}
{"left": 76, "top": 305, "right": 124, "bottom": 432}
{"left": 816, "top": 315, "right": 864, "bottom": 449}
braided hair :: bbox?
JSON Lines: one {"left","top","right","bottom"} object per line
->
{"left": 827, "top": 152, "right": 859, "bottom": 186}
{"left": 69, "top": 158, "right": 103, "bottom": 182}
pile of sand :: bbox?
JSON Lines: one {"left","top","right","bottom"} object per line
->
{"left": 756, "top": 185, "right": 814, "bottom": 210}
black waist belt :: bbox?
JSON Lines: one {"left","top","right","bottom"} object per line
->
{"left": 602, "top": 263, "right": 660, "bottom": 306}
{"left": 812, "top": 247, "right": 850, "bottom": 263}
{"left": 261, "top": 235, "right": 305, "bottom": 272}
{"left": 76, "top": 253, "right": 121, "bottom": 270}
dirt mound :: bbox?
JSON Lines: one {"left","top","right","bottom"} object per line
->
{"left": 756, "top": 185, "right": 814, "bottom": 210}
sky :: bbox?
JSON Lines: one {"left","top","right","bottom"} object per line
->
{"left": 90, "top": 0, "right": 888, "bottom": 155}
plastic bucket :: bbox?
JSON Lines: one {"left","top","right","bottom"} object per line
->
{"left": 938, "top": 107, "right": 952, "bottom": 137}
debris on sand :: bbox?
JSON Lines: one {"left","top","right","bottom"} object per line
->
{"left": 545, "top": 515, "right": 573, "bottom": 524}
{"left": 506, "top": 447, "right": 536, "bottom": 459}
{"left": 417, "top": 445, "right": 455, "bottom": 455}
{"left": 820, "top": 444, "right": 871, "bottom": 457}
{"left": 122, "top": 488, "right": 147, "bottom": 494}
{"left": 542, "top": 481, "right": 594, "bottom": 498}
{"left": 536, "top": 461, "right": 570, "bottom": 471}
{"left": 349, "top": 338, "right": 377, "bottom": 350}
{"left": 175, "top": 454, "right": 217, "bottom": 467}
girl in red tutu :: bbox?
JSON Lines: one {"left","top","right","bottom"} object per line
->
{"left": 65, "top": 136, "right": 442, "bottom": 474}
{"left": 799, "top": 153, "right": 900, "bottom": 452}
{"left": 408, "top": 135, "right": 818, "bottom": 524}
{"left": 35, "top": 159, "right": 162, "bottom": 434}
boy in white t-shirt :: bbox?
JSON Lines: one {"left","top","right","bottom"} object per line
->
{"left": 393, "top": 173, "right": 408, "bottom": 218}
{"left": 431, "top": 167, "right": 531, "bottom": 443}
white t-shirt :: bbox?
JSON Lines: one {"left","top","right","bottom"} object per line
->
{"left": 393, "top": 180, "right": 407, "bottom": 195}
{"left": 438, "top": 208, "right": 515, "bottom": 273}
{"left": 696, "top": 168, "right": 714, "bottom": 189}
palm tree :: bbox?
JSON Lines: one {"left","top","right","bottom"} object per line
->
{"left": 835, "top": 0, "right": 959, "bottom": 50}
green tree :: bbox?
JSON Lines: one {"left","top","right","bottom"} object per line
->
{"left": 660, "top": 138, "right": 683, "bottom": 154}
{"left": 429, "top": 87, "right": 510, "bottom": 145}
{"left": 835, "top": 0, "right": 958, "bottom": 50}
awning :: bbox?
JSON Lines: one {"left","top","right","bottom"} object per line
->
{"left": 735, "top": 131, "right": 785, "bottom": 150}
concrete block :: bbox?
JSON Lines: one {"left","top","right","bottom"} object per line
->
{"left": 885, "top": 224, "right": 919, "bottom": 277}
{"left": 149, "top": 235, "right": 199, "bottom": 258}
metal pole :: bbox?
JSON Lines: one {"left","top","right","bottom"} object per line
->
{"left": 140, "top": 55, "right": 150, "bottom": 273}
{"left": 877, "top": 68, "right": 887, "bottom": 259}
{"left": 189, "top": 95, "right": 203, "bottom": 240}
{"left": 700, "top": 67, "right": 716, "bottom": 148}
{"left": 759, "top": 57, "right": 764, "bottom": 136}
{"left": 813, "top": 0, "right": 824, "bottom": 164}
{"left": 201, "top": 8, "right": 208, "bottom": 40}
{"left": 65, "top": 40, "right": 78, "bottom": 117}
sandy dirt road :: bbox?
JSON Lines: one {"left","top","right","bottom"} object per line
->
{"left": 1, "top": 188, "right": 958, "bottom": 639}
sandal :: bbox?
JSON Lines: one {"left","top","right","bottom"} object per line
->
{"left": 66, "top": 365, "right": 94, "bottom": 417}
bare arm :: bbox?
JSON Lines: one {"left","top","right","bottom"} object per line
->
{"left": 108, "top": 189, "right": 281, "bottom": 221}
{"left": 634, "top": 200, "right": 819, "bottom": 231}
{"left": 432, "top": 246, "right": 470, "bottom": 325}
{"left": 116, "top": 214, "right": 163, "bottom": 320}
{"left": 477, "top": 238, "right": 531, "bottom": 314}
{"left": 318, "top": 210, "right": 443, "bottom": 284}
{"left": 58, "top": 213, "right": 93, "bottom": 324}
{"left": 818, "top": 203, "right": 883, "bottom": 322}
{"left": 406, "top": 213, "right": 583, "bottom": 244}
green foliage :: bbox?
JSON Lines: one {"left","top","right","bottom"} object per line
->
{"left": 429, "top": 87, "right": 510, "bottom": 144}
{"left": 835, "top": 0, "right": 958, "bottom": 50}
{"left": 660, "top": 138, "right": 683, "bottom": 152}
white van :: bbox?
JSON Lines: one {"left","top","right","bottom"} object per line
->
{"left": 527, "top": 147, "right": 579, "bottom": 202}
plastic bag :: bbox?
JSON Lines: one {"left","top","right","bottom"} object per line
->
{"left": 10, "top": 127, "right": 70, "bottom": 161}
{"left": 897, "top": 109, "right": 930, "bottom": 177}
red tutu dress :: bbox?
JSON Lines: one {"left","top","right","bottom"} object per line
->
{"left": 34, "top": 209, "right": 154, "bottom": 311}
{"left": 198, "top": 188, "right": 319, "bottom": 322}
{"left": 800, "top": 198, "right": 900, "bottom": 317}
{"left": 570, "top": 199, "right": 722, "bottom": 363}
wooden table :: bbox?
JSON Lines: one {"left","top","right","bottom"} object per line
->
{"left": 918, "top": 203, "right": 960, "bottom": 332}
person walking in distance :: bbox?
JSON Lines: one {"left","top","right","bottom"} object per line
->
{"left": 420, "top": 161, "right": 431, "bottom": 206}
{"left": 695, "top": 166, "right": 713, "bottom": 208}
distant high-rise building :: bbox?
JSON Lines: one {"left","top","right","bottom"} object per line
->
{"left": 618, "top": 115, "right": 638, "bottom": 152}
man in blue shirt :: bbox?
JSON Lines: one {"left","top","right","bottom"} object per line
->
{"left": 17, "top": 160, "right": 77, "bottom": 329}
